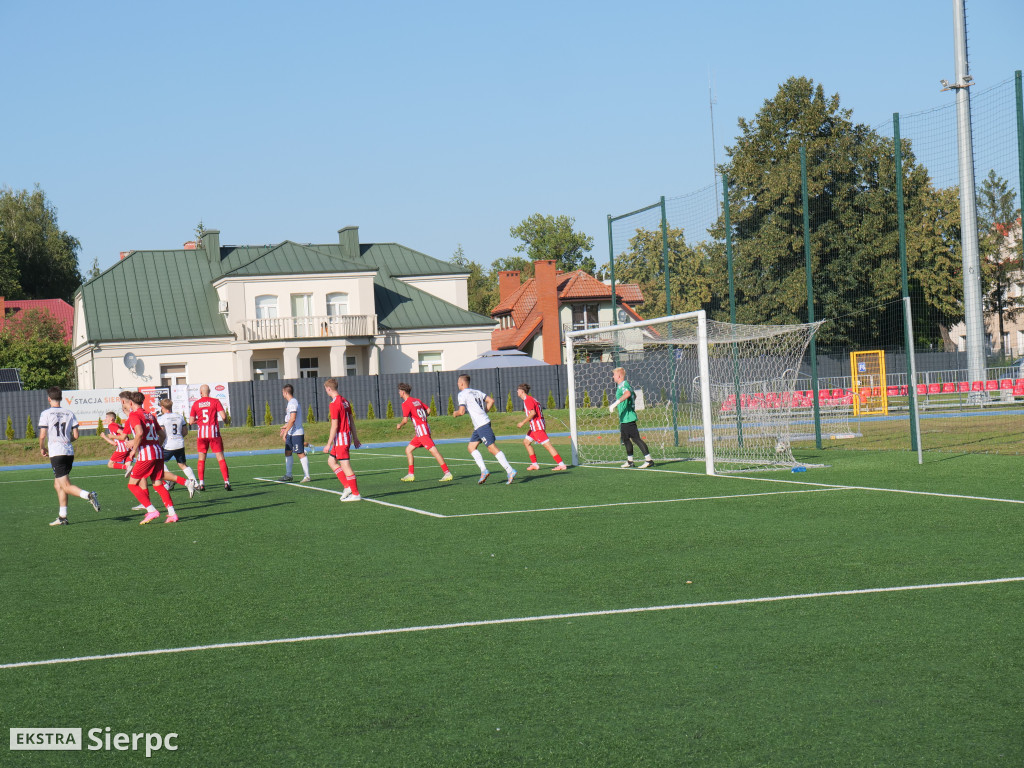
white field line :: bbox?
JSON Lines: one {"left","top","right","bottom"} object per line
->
{"left": 443, "top": 487, "right": 849, "bottom": 518}
{"left": 255, "top": 477, "right": 444, "bottom": 518}
{"left": 581, "top": 463, "right": 1024, "bottom": 506}
{"left": 2, "top": 577, "right": 1020, "bottom": 671}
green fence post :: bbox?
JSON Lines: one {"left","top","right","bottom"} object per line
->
{"left": 894, "top": 113, "right": 919, "bottom": 453}
{"left": 800, "top": 145, "right": 822, "bottom": 450}
{"left": 723, "top": 172, "right": 743, "bottom": 446}
{"left": 1016, "top": 71, "right": 1023, "bottom": 263}
{"left": 660, "top": 195, "right": 679, "bottom": 446}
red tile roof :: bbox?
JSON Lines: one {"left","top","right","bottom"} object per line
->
{"left": 1, "top": 299, "right": 74, "bottom": 341}
{"left": 490, "top": 270, "right": 642, "bottom": 351}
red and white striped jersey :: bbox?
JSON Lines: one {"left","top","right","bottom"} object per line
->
{"left": 108, "top": 422, "right": 130, "bottom": 453}
{"left": 523, "top": 395, "right": 545, "bottom": 433}
{"left": 401, "top": 397, "right": 431, "bottom": 438}
{"left": 125, "top": 409, "right": 164, "bottom": 462}
{"left": 329, "top": 395, "right": 353, "bottom": 449}
{"left": 190, "top": 397, "right": 225, "bottom": 439}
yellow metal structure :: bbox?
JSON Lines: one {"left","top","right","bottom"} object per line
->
{"left": 850, "top": 350, "right": 888, "bottom": 416}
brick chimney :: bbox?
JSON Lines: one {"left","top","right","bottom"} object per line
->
{"left": 534, "top": 260, "right": 562, "bottom": 365}
{"left": 498, "top": 270, "right": 522, "bottom": 303}
{"left": 184, "top": 241, "right": 199, "bottom": 250}
{"left": 119, "top": 251, "right": 132, "bottom": 260}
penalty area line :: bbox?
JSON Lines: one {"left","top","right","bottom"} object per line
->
{"left": 254, "top": 477, "right": 444, "bottom": 518}
{"left": 444, "top": 487, "right": 849, "bottom": 517}
{"left": 2, "top": 577, "right": 1021, "bottom": 670}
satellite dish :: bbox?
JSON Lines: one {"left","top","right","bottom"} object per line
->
{"left": 135, "top": 359, "right": 146, "bottom": 376}
{"left": 123, "top": 352, "right": 137, "bottom": 369}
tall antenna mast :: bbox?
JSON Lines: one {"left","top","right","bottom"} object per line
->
{"left": 709, "top": 67, "right": 721, "bottom": 216}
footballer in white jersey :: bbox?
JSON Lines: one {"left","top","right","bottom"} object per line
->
{"left": 279, "top": 384, "right": 310, "bottom": 483}
{"left": 38, "top": 386, "right": 100, "bottom": 525}
{"left": 454, "top": 374, "right": 516, "bottom": 484}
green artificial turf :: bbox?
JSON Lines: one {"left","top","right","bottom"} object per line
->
{"left": 1, "top": 448, "right": 1022, "bottom": 766}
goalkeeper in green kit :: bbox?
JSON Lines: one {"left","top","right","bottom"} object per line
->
{"left": 610, "top": 367, "right": 654, "bottom": 469}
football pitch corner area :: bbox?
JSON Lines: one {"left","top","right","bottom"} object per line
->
{"left": 2, "top": 447, "right": 1023, "bottom": 766}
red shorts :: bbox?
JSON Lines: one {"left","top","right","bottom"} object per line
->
{"left": 409, "top": 435, "right": 435, "bottom": 450}
{"left": 197, "top": 437, "right": 224, "bottom": 454}
{"left": 526, "top": 429, "right": 551, "bottom": 445}
{"left": 111, "top": 450, "right": 130, "bottom": 464}
{"left": 331, "top": 445, "right": 350, "bottom": 461}
{"left": 131, "top": 459, "right": 164, "bottom": 483}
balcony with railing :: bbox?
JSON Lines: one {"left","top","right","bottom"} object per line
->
{"left": 242, "top": 314, "right": 377, "bottom": 342}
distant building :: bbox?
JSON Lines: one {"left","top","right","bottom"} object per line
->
{"left": 489, "top": 259, "right": 643, "bottom": 365}
{"left": 0, "top": 297, "right": 74, "bottom": 342}
{"left": 72, "top": 226, "right": 495, "bottom": 389}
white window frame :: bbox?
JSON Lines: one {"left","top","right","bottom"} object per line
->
{"left": 299, "top": 356, "right": 320, "bottom": 379}
{"left": 160, "top": 364, "right": 187, "bottom": 388}
{"left": 345, "top": 355, "right": 358, "bottom": 377}
{"left": 418, "top": 351, "right": 443, "bottom": 373}
{"left": 327, "top": 292, "right": 349, "bottom": 317}
{"left": 255, "top": 295, "right": 278, "bottom": 319}
{"left": 253, "top": 359, "right": 280, "bottom": 381}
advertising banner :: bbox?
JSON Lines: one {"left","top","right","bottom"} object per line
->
{"left": 171, "top": 383, "right": 232, "bottom": 421}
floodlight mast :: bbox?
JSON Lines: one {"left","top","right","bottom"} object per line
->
{"left": 949, "top": 0, "right": 986, "bottom": 400}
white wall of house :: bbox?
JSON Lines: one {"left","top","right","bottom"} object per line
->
{"left": 214, "top": 273, "right": 378, "bottom": 336}
{"left": 73, "top": 337, "right": 237, "bottom": 390}
{"left": 377, "top": 326, "right": 493, "bottom": 374}
{"left": 396, "top": 274, "right": 469, "bottom": 310}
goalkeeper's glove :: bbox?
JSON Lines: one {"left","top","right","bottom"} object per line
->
{"left": 608, "top": 403, "right": 617, "bottom": 414}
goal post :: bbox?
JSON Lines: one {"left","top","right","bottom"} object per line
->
{"left": 566, "top": 310, "right": 823, "bottom": 474}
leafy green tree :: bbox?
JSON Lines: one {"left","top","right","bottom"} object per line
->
{"left": 85, "top": 257, "right": 101, "bottom": 281}
{"left": 447, "top": 394, "right": 455, "bottom": 415}
{"left": 613, "top": 226, "right": 713, "bottom": 317}
{"left": 977, "top": 171, "right": 1022, "bottom": 356}
{"left": 429, "top": 396, "right": 437, "bottom": 417}
{"left": 450, "top": 245, "right": 497, "bottom": 316}
{"left": 715, "top": 77, "right": 932, "bottom": 348}
{"left": 0, "top": 186, "right": 83, "bottom": 301}
{"left": 25, "top": 414, "right": 35, "bottom": 439}
{"left": 547, "top": 391, "right": 555, "bottom": 409}
{"left": 246, "top": 407, "right": 254, "bottom": 427}
{"left": 5, "top": 415, "right": 13, "bottom": 441}
{"left": 366, "top": 402, "right": 375, "bottom": 419}
{"left": 905, "top": 184, "right": 963, "bottom": 350}
{"left": 0, "top": 309, "right": 75, "bottom": 389}
{"left": 510, "top": 214, "right": 596, "bottom": 274}
{"left": 307, "top": 404, "right": 316, "bottom": 423}
{"left": 224, "top": 410, "right": 231, "bottom": 426}
{"left": 506, "top": 392, "right": 513, "bottom": 412}
{"left": 264, "top": 401, "right": 273, "bottom": 426}
{"left": 386, "top": 400, "right": 394, "bottom": 418}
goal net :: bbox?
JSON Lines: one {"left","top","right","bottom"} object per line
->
{"left": 566, "top": 310, "right": 823, "bottom": 473}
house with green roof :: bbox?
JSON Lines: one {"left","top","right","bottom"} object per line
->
{"left": 72, "top": 226, "right": 496, "bottom": 388}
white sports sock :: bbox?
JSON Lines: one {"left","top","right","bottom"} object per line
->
{"left": 59, "top": 506, "right": 68, "bottom": 518}
{"left": 299, "top": 456, "right": 310, "bottom": 477}
{"left": 78, "top": 490, "right": 90, "bottom": 500}
{"left": 183, "top": 466, "right": 197, "bottom": 482}
{"left": 471, "top": 450, "right": 487, "bottom": 472}
{"left": 494, "top": 451, "right": 512, "bottom": 472}
{"left": 645, "top": 454, "right": 653, "bottom": 461}
{"left": 285, "top": 455, "right": 294, "bottom": 475}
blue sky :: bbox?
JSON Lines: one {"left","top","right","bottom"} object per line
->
{"left": 2, "top": 0, "right": 1021, "bottom": 278}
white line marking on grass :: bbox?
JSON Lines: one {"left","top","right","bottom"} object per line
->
{"left": 444, "top": 487, "right": 848, "bottom": 517}
{"left": 2, "top": 577, "right": 1020, "bottom": 670}
{"left": 581, "top": 463, "right": 1024, "bottom": 505}
{"left": 255, "top": 477, "right": 444, "bottom": 518}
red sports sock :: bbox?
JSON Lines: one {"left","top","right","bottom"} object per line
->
{"left": 128, "top": 484, "right": 152, "bottom": 507}
{"left": 334, "top": 466, "right": 348, "bottom": 488}
{"left": 552, "top": 453, "right": 563, "bottom": 464}
{"left": 197, "top": 459, "right": 205, "bottom": 482}
{"left": 528, "top": 453, "right": 537, "bottom": 464}
{"left": 346, "top": 475, "right": 359, "bottom": 495}
{"left": 408, "top": 463, "right": 415, "bottom": 475}
{"left": 154, "top": 484, "right": 173, "bottom": 508}
{"left": 112, "top": 461, "right": 128, "bottom": 470}
{"left": 218, "top": 459, "right": 229, "bottom": 481}
{"left": 172, "top": 476, "right": 186, "bottom": 486}
{"left": 441, "top": 463, "right": 448, "bottom": 473}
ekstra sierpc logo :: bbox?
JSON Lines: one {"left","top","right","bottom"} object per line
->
{"left": 11, "top": 727, "right": 178, "bottom": 757}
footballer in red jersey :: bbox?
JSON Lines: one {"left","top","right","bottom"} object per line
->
{"left": 323, "top": 378, "right": 362, "bottom": 501}
{"left": 188, "top": 384, "right": 230, "bottom": 491}
{"left": 517, "top": 383, "right": 566, "bottom": 471}
{"left": 396, "top": 383, "right": 452, "bottom": 482}
{"left": 125, "top": 391, "right": 179, "bottom": 523}
{"left": 101, "top": 411, "right": 132, "bottom": 471}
